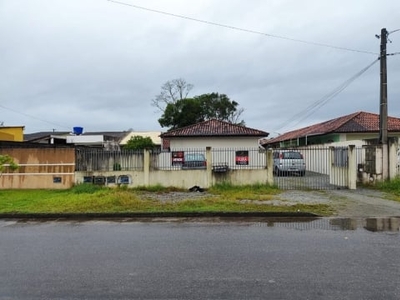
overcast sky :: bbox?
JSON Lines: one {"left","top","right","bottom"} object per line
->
{"left": 1, "top": 0, "right": 400, "bottom": 136}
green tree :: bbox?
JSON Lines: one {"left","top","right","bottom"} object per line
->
{"left": 123, "top": 136, "right": 156, "bottom": 150}
{"left": 158, "top": 98, "right": 205, "bottom": 130}
{"left": 158, "top": 93, "right": 245, "bottom": 129}
{"left": 0, "top": 154, "right": 18, "bottom": 174}
{"left": 198, "top": 93, "right": 244, "bottom": 125}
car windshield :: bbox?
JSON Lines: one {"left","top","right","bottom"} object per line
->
{"left": 283, "top": 152, "right": 302, "bottom": 159}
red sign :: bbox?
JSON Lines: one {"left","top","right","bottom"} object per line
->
{"left": 235, "top": 151, "right": 249, "bottom": 165}
{"left": 172, "top": 151, "right": 184, "bottom": 166}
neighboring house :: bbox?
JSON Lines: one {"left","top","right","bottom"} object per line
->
{"left": 0, "top": 125, "right": 24, "bottom": 142}
{"left": 160, "top": 119, "right": 269, "bottom": 149}
{"left": 261, "top": 111, "right": 400, "bottom": 148}
{"left": 24, "top": 130, "right": 130, "bottom": 149}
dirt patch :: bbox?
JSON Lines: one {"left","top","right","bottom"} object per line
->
{"left": 139, "top": 191, "right": 213, "bottom": 203}
{"left": 139, "top": 188, "right": 400, "bottom": 217}
{"left": 275, "top": 188, "right": 400, "bottom": 217}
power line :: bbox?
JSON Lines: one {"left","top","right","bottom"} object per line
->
{"left": 0, "top": 103, "right": 70, "bottom": 130}
{"left": 107, "top": 0, "right": 378, "bottom": 55}
{"left": 274, "top": 58, "right": 379, "bottom": 132}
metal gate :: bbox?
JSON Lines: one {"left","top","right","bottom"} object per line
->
{"left": 273, "top": 147, "right": 349, "bottom": 190}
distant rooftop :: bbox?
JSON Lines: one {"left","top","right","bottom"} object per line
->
{"left": 262, "top": 111, "right": 400, "bottom": 145}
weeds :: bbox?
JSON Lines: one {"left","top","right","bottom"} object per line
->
{"left": 131, "top": 185, "right": 184, "bottom": 193}
{"left": 71, "top": 183, "right": 104, "bottom": 194}
{"left": 375, "top": 177, "right": 400, "bottom": 200}
{"left": 0, "top": 183, "right": 332, "bottom": 216}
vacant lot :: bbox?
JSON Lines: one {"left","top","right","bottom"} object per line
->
{"left": 0, "top": 184, "right": 332, "bottom": 216}
{"left": 1, "top": 184, "right": 400, "bottom": 217}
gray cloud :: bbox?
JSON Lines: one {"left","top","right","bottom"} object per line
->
{"left": 1, "top": 0, "right": 399, "bottom": 135}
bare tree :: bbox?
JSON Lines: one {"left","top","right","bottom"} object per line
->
{"left": 228, "top": 107, "right": 245, "bottom": 126}
{"left": 152, "top": 78, "right": 194, "bottom": 113}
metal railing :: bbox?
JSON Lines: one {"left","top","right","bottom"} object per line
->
{"left": 75, "top": 148, "right": 268, "bottom": 172}
{"left": 211, "top": 148, "right": 266, "bottom": 170}
{"left": 75, "top": 148, "right": 144, "bottom": 171}
{"left": 150, "top": 148, "right": 267, "bottom": 171}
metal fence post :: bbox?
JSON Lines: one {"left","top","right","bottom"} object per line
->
{"left": 206, "top": 147, "right": 212, "bottom": 188}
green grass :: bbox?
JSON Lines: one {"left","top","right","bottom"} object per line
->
{"left": 374, "top": 177, "right": 400, "bottom": 201}
{"left": 0, "top": 183, "right": 334, "bottom": 216}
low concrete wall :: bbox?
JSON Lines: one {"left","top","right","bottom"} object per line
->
{"left": 214, "top": 169, "right": 268, "bottom": 186}
{"left": 75, "top": 168, "right": 269, "bottom": 189}
{"left": 149, "top": 170, "right": 209, "bottom": 188}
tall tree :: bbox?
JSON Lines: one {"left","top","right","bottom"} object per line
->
{"left": 158, "top": 93, "right": 245, "bottom": 130}
{"left": 152, "top": 78, "right": 194, "bottom": 113}
{"left": 158, "top": 98, "right": 204, "bottom": 130}
{"left": 198, "top": 93, "right": 245, "bottom": 125}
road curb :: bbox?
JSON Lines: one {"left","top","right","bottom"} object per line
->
{"left": 0, "top": 211, "right": 319, "bottom": 221}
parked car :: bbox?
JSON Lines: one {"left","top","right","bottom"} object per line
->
{"left": 273, "top": 150, "right": 306, "bottom": 176}
{"left": 181, "top": 153, "right": 207, "bottom": 169}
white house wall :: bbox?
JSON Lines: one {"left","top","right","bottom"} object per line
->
{"left": 168, "top": 137, "right": 262, "bottom": 149}
{"left": 67, "top": 135, "right": 104, "bottom": 144}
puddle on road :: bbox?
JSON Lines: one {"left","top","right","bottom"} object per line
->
{"left": 253, "top": 217, "right": 400, "bottom": 232}
{"left": 3, "top": 216, "right": 400, "bottom": 232}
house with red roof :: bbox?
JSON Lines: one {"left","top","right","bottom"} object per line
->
{"left": 261, "top": 111, "right": 400, "bottom": 148}
{"left": 160, "top": 119, "right": 269, "bottom": 149}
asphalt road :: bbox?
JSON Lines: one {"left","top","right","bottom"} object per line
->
{"left": 1, "top": 218, "right": 399, "bottom": 300}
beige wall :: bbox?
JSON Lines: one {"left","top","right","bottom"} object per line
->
{"left": 0, "top": 147, "right": 75, "bottom": 189}
{"left": 75, "top": 169, "right": 269, "bottom": 189}
{"left": 120, "top": 131, "right": 161, "bottom": 145}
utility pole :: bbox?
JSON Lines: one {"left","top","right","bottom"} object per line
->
{"left": 379, "top": 28, "right": 388, "bottom": 145}
{"left": 378, "top": 28, "right": 389, "bottom": 180}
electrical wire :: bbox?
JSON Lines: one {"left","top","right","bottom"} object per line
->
{"left": 0, "top": 103, "right": 70, "bottom": 130}
{"left": 107, "top": 0, "right": 378, "bottom": 55}
{"left": 274, "top": 58, "right": 379, "bottom": 132}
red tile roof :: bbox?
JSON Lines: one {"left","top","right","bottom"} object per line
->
{"left": 160, "top": 119, "right": 269, "bottom": 138}
{"left": 263, "top": 111, "right": 400, "bottom": 145}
